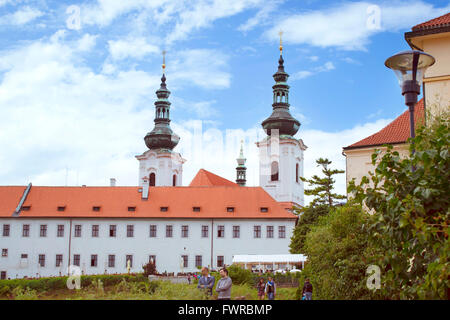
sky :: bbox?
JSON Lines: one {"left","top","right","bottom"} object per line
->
{"left": 0, "top": 0, "right": 449, "bottom": 204}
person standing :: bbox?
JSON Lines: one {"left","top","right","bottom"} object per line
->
{"left": 265, "top": 276, "right": 276, "bottom": 300}
{"left": 216, "top": 267, "right": 232, "bottom": 300}
{"left": 257, "top": 278, "right": 266, "bottom": 300}
{"left": 302, "top": 278, "right": 313, "bottom": 300}
{"left": 197, "top": 267, "right": 215, "bottom": 296}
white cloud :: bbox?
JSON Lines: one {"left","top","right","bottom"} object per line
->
{"left": 238, "top": 0, "right": 282, "bottom": 32}
{"left": 169, "top": 49, "right": 231, "bottom": 89}
{"left": 291, "top": 61, "right": 335, "bottom": 80}
{"left": 265, "top": 1, "right": 450, "bottom": 50}
{"left": 0, "top": 6, "right": 43, "bottom": 25}
{"left": 108, "top": 37, "right": 159, "bottom": 60}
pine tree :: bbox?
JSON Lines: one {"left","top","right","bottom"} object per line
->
{"left": 300, "top": 158, "right": 346, "bottom": 207}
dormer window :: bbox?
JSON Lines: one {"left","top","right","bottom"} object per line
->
{"left": 160, "top": 207, "right": 168, "bottom": 212}
{"left": 193, "top": 207, "right": 201, "bottom": 212}
{"left": 260, "top": 207, "right": 269, "bottom": 213}
{"left": 22, "top": 206, "right": 31, "bottom": 211}
{"left": 92, "top": 206, "right": 101, "bottom": 212}
{"left": 128, "top": 206, "right": 136, "bottom": 212}
{"left": 57, "top": 206, "right": 66, "bottom": 212}
{"left": 226, "top": 207, "right": 235, "bottom": 213}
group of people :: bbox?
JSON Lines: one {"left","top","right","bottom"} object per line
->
{"left": 197, "top": 266, "right": 232, "bottom": 300}
{"left": 195, "top": 266, "right": 313, "bottom": 300}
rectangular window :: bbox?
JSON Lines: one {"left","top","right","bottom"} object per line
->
{"left": 217, "top": 256, "right": 224, "bottom": 268}
{"left": 40, "top": 225, "right": 47, "bottom": 237}
{"left": 149, "top": 255, "right": 156, "bottom": 264}
{"left": 182, "top": 255, "right": 188, "bottom": 268}
{"left": 278, "top": 226, "right": 286, "bottom": 238}
{"left": 254, "top": 225, "right": 261, "bottom": 238}
{"left": 91, "top": 254, "right": 97, "bottom": 267}
{"left": 22, "top": 224, "right": 30, "bottom": 237}
{"left": 126, "top": 225, "right": 134, "bottom": 237}
{"left": 1, "top": 249, "right": 7, "bottom": 257}
{"left": 195, "top": 255, "right": 202, "bottom": 268}
{"left": 165, "top": 225, "right": 173, "bottom": 238}
{"left": 0, "top": 271, "right": 6, "bottom": 280}
{"left": 201, "top": 225, "right": 209, "bottom": 238}
{"left": 232, "top": 226, "right": 240, "bottom": 238}
{"left": 74, "top": 225, "right": 82, "bottom": 237}
{"left": 149, "top": 225, "right": 157, "bottom": 237}
{"left": 267, "top": 226, "right": 274, "bottom": 238}
{"left": 2, "top": 224, "right": 10, "bottom": 237}
{"left": 181, "top": 225, "right": 189, "bottom": 238}
{"left": 57, "top": 225, "right": 65, "bottom": 237}
{"left": 108, "top": 255, "right": 115, "bottom": 268}
{"left": 21, "top": 254, "right": 28, "bottom": 259}
{"left": 38, "top": 254, "right": 45, "bottom": 267}
{"left": 126, "top": 255, "right": 133, "bottom": 268}
{"left": 92, "top": 225, "right": 99, "bottom": 237}
{"left": 217, "top": 225, "right": 225, "bottom": 238}
{"left": 73, "top": 254, "right": 80, "bottom": 267}
{"left": 109, "top": 225, "right": 116, "bottom": 237}
{"left": 56, "top": 254, "right": 63, "bottom": 267}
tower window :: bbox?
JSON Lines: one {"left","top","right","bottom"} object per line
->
{"left": 296, "top": 163, "right": 299, "bottom": 183}
{"left": 172, "top": 174, "right": 177, "bottom": 186}
{"left": 149, "top": 173, "right": 156, "bottom": 186}
{"left": 271, "top": 161, "right": 279, "bottom": 181}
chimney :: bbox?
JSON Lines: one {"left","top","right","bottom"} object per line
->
{"left": 110, "top": 178, "right": 116, "bottom": 187}
{"left": 142, "top": 177, "right": 149, "bottom": 200}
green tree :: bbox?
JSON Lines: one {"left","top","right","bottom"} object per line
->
{"left": 298, "top": 204, "right": 377, "bottom": 300}
{"left": 289, "top": 205, "right": 329, "bottom": 253}
{"left": 290, "top": 158, "right": 345, "bottom": 253}
{"left": 349, "top": 112, "right": 449, "bottom": 299}
{"left": 301, "top": 158, "right": 346, "bottom": 207}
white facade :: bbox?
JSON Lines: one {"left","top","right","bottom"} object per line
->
{"left": 136, "top": 149, "right": 185, "bottom": 187}
{"left": 257, "top": 136, "right": 307, "bottom": 207}
{"left": 0, "top": 218, "right": 295, "bottom": 279}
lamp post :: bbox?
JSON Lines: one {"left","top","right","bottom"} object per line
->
{"left": 385, "top": 50, "right": 435, "bottom": 150}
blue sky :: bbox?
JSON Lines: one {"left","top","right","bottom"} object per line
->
{"left": 0, "top": 0, "right": 449, "bottom": 201}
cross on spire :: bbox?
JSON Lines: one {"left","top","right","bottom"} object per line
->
{"left": 278, "top": 30, "right": 283, "bottom": 54}
{"left": 162, "top": 50, "right": 166, "bottom": 73}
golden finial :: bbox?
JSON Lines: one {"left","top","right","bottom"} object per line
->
{"left": 162, "top": 50, "right": 166, "bottom": 73}
{"left": 278, "top": 30, "right": 283, "bottom": 54}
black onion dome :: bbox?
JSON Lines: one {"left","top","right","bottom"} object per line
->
{"left": 144, "top": 73, "right": 180, "bottom": 150}
{"left": 261, "top": 54, "right": 300, "bottom": 137}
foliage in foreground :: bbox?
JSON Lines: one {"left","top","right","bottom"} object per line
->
{"left": 297, "top": 204, "right": 378, "bottom": 300}
{"left": 349, "top": 112, "right": 449, "bottom": 299}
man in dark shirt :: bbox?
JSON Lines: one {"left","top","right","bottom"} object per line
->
{"left": 302, "top": 278, "right": 313, "bottom": 300}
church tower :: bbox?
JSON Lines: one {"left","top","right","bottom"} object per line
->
{"left": 136, "top": 52, "right": 185, "bottom": 187}
{"left": 236, "top": 141, "right": 247, "bottom": 186}
{"left": 256, "top": 33, "right": 307, "bottom": 206}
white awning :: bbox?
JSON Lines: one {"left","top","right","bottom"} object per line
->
{"left": 232, "top": 254, "right": 307, "bottom": 264}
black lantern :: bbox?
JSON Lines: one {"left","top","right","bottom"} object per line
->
{"left": 385, "top": 50, "right": 435, "bottom": 140}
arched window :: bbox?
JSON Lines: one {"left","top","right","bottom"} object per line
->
{"left": 149, "top": 173, "right": 156, "bottom": 186}
{"left": 271, "top": 161, "right": 279, "bottom": 181}
{"left": 172, "top": 174, "right": 177, "bottom": 186}
{"left": 296, "top": 163, "right": 299, "bottom": 183}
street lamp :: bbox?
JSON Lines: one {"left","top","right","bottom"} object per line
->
{"left": 385, "top": 50, "right": 435, "bottom": 141}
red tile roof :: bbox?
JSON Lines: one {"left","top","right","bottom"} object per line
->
{"left": 412, "top": 12, "right": 450, "bottom": 31}
{"left": 0, "top": 185, "right": 296, "bottom": 219}
{"left": 344, "top": 99, "right": 424, "bottom": 150}
{"left": 189, "top": 169, "right": 238, "bottom": 187}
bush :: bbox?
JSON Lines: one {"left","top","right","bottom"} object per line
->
{"left": 143, "top": 261, "right": 157, "bottom": 277}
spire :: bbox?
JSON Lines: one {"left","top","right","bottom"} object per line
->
{"left": 144, "top": 51, "right": 180, "bottom": 151}
{"left": 236, "top": 140, "right": 247, "bottom": 186}
{"left": 261, "top": 35, "right": 300, "bottom": 137}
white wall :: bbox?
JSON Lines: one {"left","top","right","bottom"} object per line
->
{"left": 0, "top": 218, "right": 295, "bottom": 279}
{"left": 136, "top": 149, "right": 185, "bottom": 186}
{"left": 258, "top": 137, "right": 306, "bottom": 206}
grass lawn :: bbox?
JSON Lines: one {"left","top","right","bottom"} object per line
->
{"left": 1, "top": 278, "right": 299, "bottom": 300}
